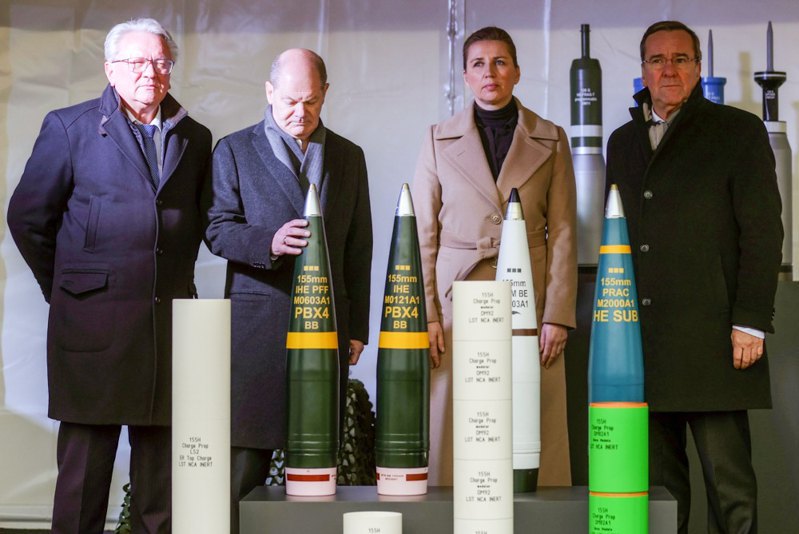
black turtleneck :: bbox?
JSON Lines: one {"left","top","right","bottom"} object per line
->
{"left": 474, "top": 99, "right": 518, "bottom": 181}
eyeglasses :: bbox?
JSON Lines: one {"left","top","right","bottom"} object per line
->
{"left": 112, "top": 57, "right": 174, "bottom": 74}
{"left": 642, "top": 56, "right": 700, "bottom": 71}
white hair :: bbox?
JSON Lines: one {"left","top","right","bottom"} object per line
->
{"left": 104, "top": 18, "right": 178, "bottom": 62}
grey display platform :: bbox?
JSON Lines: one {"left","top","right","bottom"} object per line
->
{"left": 241, "top": 485, "right": 676, "bottom": 533}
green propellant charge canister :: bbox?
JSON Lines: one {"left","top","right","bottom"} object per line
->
{"left": 285, "top": 184, "right": 340, "bottom": 496}
{"left": 589, "top": 492, "right": 648, "bottom": 534}
{"left": 375, "top": 183, "right": 431, "bottom": 495}
{"left": 588, "top": 403, "right": 648, "bottom": 492}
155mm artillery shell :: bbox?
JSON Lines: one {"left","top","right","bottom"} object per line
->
{"left": 496, "top": 188, "right": 540, "bottom": 493}
{"left": 285, "top": 184, "right": 340, "bottom": 496}
{"left": 375, "top": 183, "right": 431, "bottom": 495}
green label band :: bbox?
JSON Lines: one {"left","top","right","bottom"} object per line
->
{"left": 588, "top": 404, "right": 648, "bottom": 492}
{"left": 589, "top": 493, "right": 648, "bottom": 534}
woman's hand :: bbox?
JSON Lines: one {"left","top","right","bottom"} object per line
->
{"left": 540, "top": 323, "right": 567, "bottom": 369}
{"left": 428, "top": 321, "right": 446, "bottom": 369}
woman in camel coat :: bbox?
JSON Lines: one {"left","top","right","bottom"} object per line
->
{"left": 411, "top": 26, "right": 577, "bottom": 486}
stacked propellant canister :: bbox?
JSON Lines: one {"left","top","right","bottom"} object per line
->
{"left": 701, "top": 29, "right": 726, "bottom": 104}
{"left": 375, "top": 183, "right": 431, "bottom": 495}
{"left": 754, "top": 21, "right": 793, "bottom": 277}
{"left": 452, "top": 280, "right": 514, "bottom": 533}
{"left": 570, "top": 23, "right": 605, "bottom": 267}
{"left": 587, "top": 185, "right": 648, "bottom": 533}
{"left": 496, "top": 188, "right": 541, "bottom": 493}
{"left": 285, "top": 184, "right": 340, "bottom": 496}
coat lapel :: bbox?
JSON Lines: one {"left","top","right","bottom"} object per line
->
{"left": 251, "top": 124, "right": 305, "bottom": 217}
{"left": 438, "top": 109, "right": 501, "bottom": 210}
{"left": 319, "top": 133, "right": 341, "bottom": 220}
{"left": 99, "top": 110, "right": 153, "bottom": 188}
{"left": 496, "top": 103, "right": 558, "bottom": 198}
{"left": 160, "top": 132, "right": 187, "bottom": 188}
{"left": 158, "top": 93, "right": 189, "bottom": 190}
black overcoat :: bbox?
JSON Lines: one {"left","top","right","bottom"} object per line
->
{"left": 605, "top": 84, "right": 783, "bottom": 412}
{"left": 205, "top": 121, "right": 373, "bottom": 449}
{"left": 7, "top": 84, "right": 211, "bottom": 425}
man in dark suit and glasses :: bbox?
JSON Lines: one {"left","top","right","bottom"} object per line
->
{"left": 205, "top": 48, "right": 373, "bottom": 533}
{"left": 7, "top": 17, "right": 211, "bottom": 534}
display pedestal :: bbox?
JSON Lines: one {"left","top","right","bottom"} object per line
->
{"left": 240, "top": 486, "right": 676, "bottom": 533}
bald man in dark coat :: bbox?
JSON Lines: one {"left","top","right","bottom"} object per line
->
{"left": 205, "top": 48, "right": 372, "bottom": 533}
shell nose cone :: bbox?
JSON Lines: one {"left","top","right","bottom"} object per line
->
{"left": 505, "top": 187, "right": 525, "bottom": 221}
{"left": 605, "top": 184, "right": 626, "bottom": 219}
{"left": 304, "top": 184, "right": 322, "bottom": 217}
{"left": 396, "top": 183, "right": 416, "bottom": 216}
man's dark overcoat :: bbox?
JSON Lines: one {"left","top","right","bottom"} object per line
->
{"left": 7, "top": 84, "right": 212, "bottom": 425}
{"left": 205, "top": 121, "right": 372, "bottom": 449}
{"left": 605, "top": 84, "right": 783, "bottom": 412}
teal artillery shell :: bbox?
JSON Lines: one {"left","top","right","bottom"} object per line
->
{"left": 588, "top": 205, "right": 644, "bottom": 403}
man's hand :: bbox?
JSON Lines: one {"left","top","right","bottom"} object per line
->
{"left": 428, "top": 321, "right": 445, "bottom": 369}
{"left": 731, "top": 329, "right": 764, "bottom": 370}
{"left": 271, "top": 219, "right": 310, "bottom": 257}
{"left": 540, "top": 323, "right": 567, "bottom": 369}
{"left": 348, "top": 339, "right": 365, "bottom": 365}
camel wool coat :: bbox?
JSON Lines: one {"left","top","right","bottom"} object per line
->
{"left": 412, "top": 99, "right": 577, "bottom": 485}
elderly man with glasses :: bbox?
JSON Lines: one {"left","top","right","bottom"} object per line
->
{"left": 7, "top": 17, "right": 210, "bottom": 533}
{"left": 605, "top": 20, "right": 782, "bottom": 534}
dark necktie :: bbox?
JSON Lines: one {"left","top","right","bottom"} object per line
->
{"left": 138, "top": 123, "right": 160, "bottom": 187}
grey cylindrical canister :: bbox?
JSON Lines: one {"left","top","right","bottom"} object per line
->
{"left": 766, "top": 123, "right": 792, "bottom": 269}
{"left": 570, "top": 24, "right": 604, "bottom": 266}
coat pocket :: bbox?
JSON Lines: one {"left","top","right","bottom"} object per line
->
{"left": 83, "top": 196, "right": 102, "bottom": 252}
{"left": 53, "top": 267, "right": 115, "bottom": 352}
{"left": 60, "top": 270, "right": 108, "bottom": 296}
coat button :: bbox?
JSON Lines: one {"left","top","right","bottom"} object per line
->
{"left": 490, "top": 214, "right": 502, "bottom": 224}
{"left": 641, "top": 298, "right": 651, "bottom": 306}
{"left": 644, "top": 190, "right": 653, "bottom": 199}
{"left": 640, "top": 244, "right": 650, "bottom": 252}
{"left": 156, "top": 199, "right": 164, "bottom": 206}
{"left": 156, "top": 248, "right": 164, "bottom": 256}
{"left": 155, "top": 297, "right": 162, "bottom": 304}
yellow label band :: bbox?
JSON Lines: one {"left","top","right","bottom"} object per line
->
{"left": 378, "top": 331, "right": 430, "bottom": 349}
{"left": 286, "top": 332, "right": 338, "bottom": 349}
{"left": 599, "top": 245, "right": 632, "bottom": 254}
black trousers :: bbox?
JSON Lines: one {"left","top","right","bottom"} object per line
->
{"left": 649, "top": 411, "right": 757, "bottom": 534}
{"left": 51, "top": 422, "right": 171, "bottom": 534}
{"left": 230, "top": 446, "right": 274, "bottom": 534}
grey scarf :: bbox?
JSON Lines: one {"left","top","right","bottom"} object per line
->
{"left": 263, "top": 105, "right": 326, "bottom": 192}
